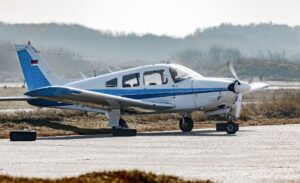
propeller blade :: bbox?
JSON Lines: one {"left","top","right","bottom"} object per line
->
{"left": 235, "top": 93, "right": 243, "bottom": 119}
{"left": 227, "top": 61, "right": 240, "bottom": 81}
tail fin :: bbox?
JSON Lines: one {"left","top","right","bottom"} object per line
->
{"left": 15, "top": 42, "right": 66, "bottom": 91}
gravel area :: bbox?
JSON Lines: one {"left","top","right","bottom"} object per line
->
{"left": 1, "top": 124, "right": 300, "bottom": 183}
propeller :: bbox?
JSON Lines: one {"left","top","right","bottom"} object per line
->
{"left": 227, "top": 61, "right": 268, "bottom": 119}
{"left": 227, "top": 61, "right": 251, "bottom": 119}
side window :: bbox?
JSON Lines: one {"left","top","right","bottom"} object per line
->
{"left": 123, "top": 73, "right": 140, "bottom": 87}
{"left": 143, "top": 70, "right": 168, "bottom": 86}
{"left": 105, "top": 78, "right": 118, "bottom": 87}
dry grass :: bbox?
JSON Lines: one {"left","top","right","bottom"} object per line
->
{"left": 0, "top": 110, "right": 109, "bottom": 138}
{"left": 0, "top": 109, "right": 213, "bottom": 138}
{"left": 241, "top": 89, "right": 300, "bottom": 119}
{"left": 0, "top": 170, "right": 213, "bottom": 183}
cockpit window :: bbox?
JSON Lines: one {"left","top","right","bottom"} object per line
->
{"left": 169, "top": 67, "right": 189, "bottom": 83}
{"left": 105, "top": 78, "right": 118, "bottom": 87}
{"left": 169, "top": 64, "right": 203, "bottom": 83}
{"left": 123, "top": 73, "right": 140, "bottom": 87}
{"left": 143, "top": 70, "right": 168, "bottom": 86}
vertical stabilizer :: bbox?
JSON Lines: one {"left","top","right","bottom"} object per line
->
{"left": 15, "top": 43, "right": 65, "bottom": 91}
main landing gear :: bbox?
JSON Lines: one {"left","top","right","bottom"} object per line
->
{"left": 216, "top": 114, "right": 239, "bottom": 135}
{"left": 179, "top": 113, "right": 194, "bottom": 132}
{"left": 108, "top": 109, "right": 137, "bottom": 137}
{"left": 112, "top": 118, "right": 137, "bottom": 136}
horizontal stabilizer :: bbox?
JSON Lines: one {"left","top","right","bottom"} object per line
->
{"left": 0, "top": 96, "right": 35, "bottom": 101}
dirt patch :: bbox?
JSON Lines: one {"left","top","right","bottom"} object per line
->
{"left": 0, "top": 170, "right": 212, "bottom": 183}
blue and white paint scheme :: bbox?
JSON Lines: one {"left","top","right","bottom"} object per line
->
{"left": 0, "top": 42, "right": 268, "bottom": 134}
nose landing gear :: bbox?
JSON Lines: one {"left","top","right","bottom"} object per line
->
{"left": 216, "top": 114, "right": 239, "bottom": 134}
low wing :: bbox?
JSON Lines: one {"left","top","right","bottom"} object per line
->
{"left": 246, "top": 82, "right": 269, "bottom": 94}
{"left": 0, "top": 96, "right": 35, "bottom": 101}
{"left": 25, "top": 86, "right": 175, "bottom": 110}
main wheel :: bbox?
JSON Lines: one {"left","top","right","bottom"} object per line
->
{"left": 179, "top": 117, "right": 194, "bottom": 132}
{"left": 226, "top": 122, "right": 238, "bottom": 135}
{"left": 119, "top": 118, "right": 129, "bottom": 128}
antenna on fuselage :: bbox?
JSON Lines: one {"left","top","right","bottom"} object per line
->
{"left": 94, "top": 69, "right": 97, "bottom": 77}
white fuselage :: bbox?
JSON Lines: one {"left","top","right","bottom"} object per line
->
{"left": 61, "top": 64, "right": 237, "bottom": 113}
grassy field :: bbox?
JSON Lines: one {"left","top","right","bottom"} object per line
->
{"left": 0, "top": 170, "right": 212, "bottom": 183}
{"left": 0, "top": 87, "right": 299, "bottom": 138}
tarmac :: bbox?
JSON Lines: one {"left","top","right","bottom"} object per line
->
{"left": 1, "top": 124, "right": 300, "bottom": 183}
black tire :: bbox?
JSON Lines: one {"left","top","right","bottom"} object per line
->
{"left": 10, "top": 131, "right": 36, "bottom": 141}
{"left": 179, "top": 117, "right": 194, "bottom": 132}
{"left": 119, "top": 118, "right": 129, "bottom": 128}
{"left": 226, "top": 122, "right": 238, "bottom": 135}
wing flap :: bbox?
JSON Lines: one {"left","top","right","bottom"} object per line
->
{"left": 25, "top": 86, "right": 175, "bottom": 110}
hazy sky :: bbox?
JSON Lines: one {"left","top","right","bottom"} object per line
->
{"left": 1, "top": 0, "right": 300, "bottom": 37}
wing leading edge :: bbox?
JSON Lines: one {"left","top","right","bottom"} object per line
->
{"left": 25, "top": 86, "right": 175, "bottom": 110}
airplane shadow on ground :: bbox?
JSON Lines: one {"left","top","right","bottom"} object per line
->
{"left": 39, "top": 130, "right": 239, "bottom": 140}
{"left": 38, "top": 130, "right": 232, "bottom": 140}
{"left": 21, "top": 118, "right": 111, "bottom": 135}
{"left": 21, "top": 119, "right": 249, "bottom": 140}
{"left": 139, "top": 130, "right": 234, "bottom": 137}
{"left": 140, "top": 129, "right": 255, "bottom": 137}
{"left": 39, "top": 134, "right": 113, "bottom": 140}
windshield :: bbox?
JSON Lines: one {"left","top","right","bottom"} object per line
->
{"left": 169, "top": 64, "right": 203, "bottom": 83}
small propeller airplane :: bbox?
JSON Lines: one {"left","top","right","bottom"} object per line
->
{"left": 0, "top": 42, "right": 268, "bottom": 136}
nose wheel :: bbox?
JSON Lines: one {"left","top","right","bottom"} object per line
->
{"left": 216, "top": 114, "right": 239, "bottom": 134}
{"left": 225, "top": 121, "right": 238, "bottom": 134}
{"left": 179, "top": 117, "right": 194, "bottom": 132}
{"left": 226, "top": 114, "right": 239, "bottom": 134}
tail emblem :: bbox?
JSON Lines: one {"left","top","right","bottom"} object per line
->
{"left": 31, "top": 59, "right": 38, "bottom": 65}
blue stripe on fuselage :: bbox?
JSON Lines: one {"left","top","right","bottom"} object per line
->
{"left": 28, "top": 88, "right": 227, "bottom": 107}
{"left": 90, "top": 88, "right": 227, "bottom": 99}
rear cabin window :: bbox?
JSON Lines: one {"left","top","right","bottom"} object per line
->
{"left": 122, "top": 73, "right": 140, "bottom": 87}
{"left": 143, "top": 70, "right": 168, "bottom": 86}
{"left": 105, "top": 78, "right": 118, "bottom": 87}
